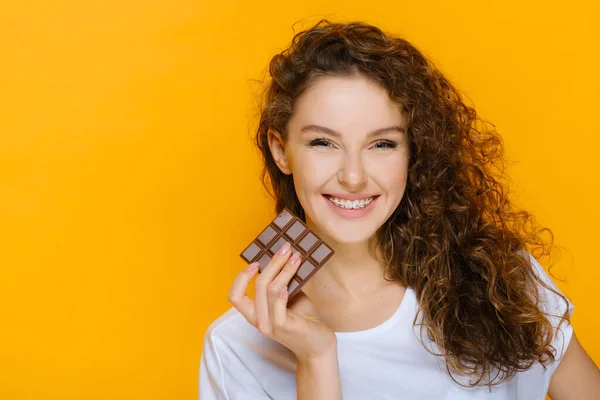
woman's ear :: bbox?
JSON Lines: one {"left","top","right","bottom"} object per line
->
{"left": 267, "top": 128, "right": 292, "bottom": 175}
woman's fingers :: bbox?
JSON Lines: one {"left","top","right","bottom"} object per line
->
{"left": 273, "top": 289, "right": 306, "bottom": 337}
{"left": 254, "top": 242, "right": 293, "bottom": 335}
{"left": 267, "top": 250, "right": 302, "bottom": 317}
{"left": 229, "top": 242, "right": 302, "bottom": 338}
{"left": 272, "top": 287, "right": 290, "bottom": 330}
{"left": 228, "top": 262, "right": 259, "bottom": 324}
{"left": 270, "top": 250, "right": 302, "bottom": 289}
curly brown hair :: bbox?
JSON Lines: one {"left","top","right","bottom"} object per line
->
{"left": 251, "top": 19, "right": 571, "bottom": 388}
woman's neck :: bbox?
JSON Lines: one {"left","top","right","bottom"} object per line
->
{"left": 302, "top": 240, "right": 396, "bottom": 302}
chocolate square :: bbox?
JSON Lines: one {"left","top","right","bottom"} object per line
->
{"left": 257, "top": 253, "right": 272, "bottom": 273}
{"left": 273, "top": 209, "right": 294, "bottom": 229}
{"left": 257, "top": 225, "right": 278, "bottom": 246}
{"left": 239, "top": 208, "right": 335, "bottom": 299}
{"left": 298, "top": 232, "right": 318, "bottom": 253}
{"left": 311, "top": 243, "right": 332, "bottom": 264}
{"left": 268, "top": 236, "right": 288, "bottom": 255}
{"left": 297, "top": 259, "right": 315, "bottom": 280}
{"left": 284, "top": 220, "right": 307, "bottom": 241}
{"left": 241, "top": 242, "right": 262, "bottom": 263}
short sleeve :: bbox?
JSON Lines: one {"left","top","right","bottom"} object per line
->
{"left": 199, "top": 324, "right": 270, "bottom": 400}
{"left": 527, "top": 253, "right": 575, "bottom": 379}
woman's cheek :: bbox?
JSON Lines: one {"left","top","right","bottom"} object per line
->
{"left": 314, "top": 155, "right": 341, "bottom": 174}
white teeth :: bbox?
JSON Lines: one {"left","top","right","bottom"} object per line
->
{"left": 327, "top": 196, "right": 375, "bottom": 209}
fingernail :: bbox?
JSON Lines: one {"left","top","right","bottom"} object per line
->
{"left": 246, "top": 262, "right": 259, "bottom": 271}
{"left": 289, "top": 251, "right": 301, "bottom": 265}
{"left": 278, "top": 241, "right": 291, "bottom": 255}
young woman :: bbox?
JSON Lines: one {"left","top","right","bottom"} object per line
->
{"left": 200, "top": 20, "right": 600, "bottom": 399}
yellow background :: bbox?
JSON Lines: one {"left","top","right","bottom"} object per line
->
{"left": 1, "top": 1, "right": 598, "bottom": 398}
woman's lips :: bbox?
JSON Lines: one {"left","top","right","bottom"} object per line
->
{"left": 323, "top": 194, "right": 379, "bottom": 219}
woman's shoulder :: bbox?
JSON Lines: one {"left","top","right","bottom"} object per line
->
{"left": 201, "top": 307, "right": 296, "bottom": 380}
{"left": 203, "top": 307, "right": 291, "bottom": 357}
{"left": 200, "top": 308, "right": 296, "bottom": 398}
{"left": 524, "top": 251, "right": 575, "bottom": 366}
{"left": 523, "top": 251, "right": 575, "bottom": 319}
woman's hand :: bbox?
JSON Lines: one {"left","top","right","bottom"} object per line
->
{"left": 228, "top": 241, "right": 337, "bottom": 362}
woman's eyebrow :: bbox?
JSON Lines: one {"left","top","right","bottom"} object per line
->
{"left": 300, "top": 124, "right": 406, "bottom": 138}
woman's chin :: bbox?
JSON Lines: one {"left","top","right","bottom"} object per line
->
{"left": 304, "top": 204, "right": 382, "bottom": 245}
{"left": 326, "top": 230, "right": 375, "bottom": 246}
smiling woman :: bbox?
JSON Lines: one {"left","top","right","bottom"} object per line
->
{"left": 199, "top": 19, "right": 600, "bottom": 400}
{"left": 272, "top": 73, "right": 411, "bottom": 241}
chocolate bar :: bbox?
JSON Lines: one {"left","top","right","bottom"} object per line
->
{"left": 240, "top": 208, "right": 335, "bottom": 299}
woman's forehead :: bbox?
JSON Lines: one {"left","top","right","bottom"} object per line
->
{"left": 290, "top": 75, "right": 406, "bottom": 133}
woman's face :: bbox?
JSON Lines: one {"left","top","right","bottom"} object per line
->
{"left": 269, "top": 73, "right": 410, "bottom": 245}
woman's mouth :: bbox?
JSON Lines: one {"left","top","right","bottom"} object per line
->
{"left": 322, "top": 194, "right": 380, "bottom": 218}
{"left": 324, "top": 195, "right": 377, "bottom": 209}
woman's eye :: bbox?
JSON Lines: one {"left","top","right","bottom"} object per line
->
{"left": 308, "top": 139, "right": 397, "bottom": 149}
{"left": 309, "top": 139, "right": 334, "bottom": 147}
{"left": 374, "top": 140, "right": 397, "bottom": 149}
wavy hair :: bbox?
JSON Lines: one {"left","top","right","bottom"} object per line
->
{"left": 252, "top": 19, "right": 571, "bottom": 388}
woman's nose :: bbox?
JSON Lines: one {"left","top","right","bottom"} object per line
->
{"left": 336, "top": 153, "right": 367, "bottom": 190}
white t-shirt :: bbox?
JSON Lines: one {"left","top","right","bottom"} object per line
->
{"left": 199, "top": 253, "right": 574, "bottom": 399}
